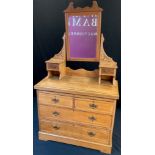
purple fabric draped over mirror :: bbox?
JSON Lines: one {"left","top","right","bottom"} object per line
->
{"left": 68, "top": 15, "right": 98, "bottom": 59}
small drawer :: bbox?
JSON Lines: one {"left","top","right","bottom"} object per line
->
{"left": 47, "top": 63, "right": 59, "bottom": 71}
{"left": 101, "top": 68, "right": 114, "bottom": 75}
{"left": 39, "top": 105, "right": 112, "bottom": 128}
{"left": 38, "top": 91, "right": 73, "bottom": 108}
{"left": 40, "top": 120, "right": 110, "bottom": 145}
{"left": 75, "top": 98, "right": 115, "bottom": 115}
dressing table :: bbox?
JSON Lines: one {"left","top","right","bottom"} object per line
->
{"left": 34, "top": 0, "right": 119, "bottom": 154}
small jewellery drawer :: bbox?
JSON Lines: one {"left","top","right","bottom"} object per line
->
{"left": 46, "top": 63, "right": 59, "bottom": 71}
{"left": 75, "top": 98, "right": 114, "bottom": 115}
{"left": 38, "top": 91, "right": 73, "bottom": 108}
{"left": 101, "top": 68, "right": 115, "bottom": 75}
{"left": 39, "top": 105, "right": 112, "bottom": 128}
{"left": 40, "top": 120, "right": 110, "bottom": 144}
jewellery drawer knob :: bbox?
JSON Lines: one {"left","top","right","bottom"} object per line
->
{"left": 88, "top": 116, "right": 96, "bottom": 121}
{"left": 52, "top": 98, "right": 59, "bottom": 103}
{"left": 52, "top": 126, "right": 60, "bottom": 130}
{"left": 88, "top": 132, "right": 96, "bottom": 137}
{"left": 89, "top": 103, "right": 97, "bottom": 109}
{"left": 52, "top": 111, "right": 60, "bottom": 116}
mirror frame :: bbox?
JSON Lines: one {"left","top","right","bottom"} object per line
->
{"left": 64, "top": 1, "right": 102, "bottom": 62}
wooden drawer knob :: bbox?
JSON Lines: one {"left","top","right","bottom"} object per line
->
{"left": 87, "top": 131, "right": 96, "bottom": 137}
{"left": 89, "top": 103, "right": 97, "bottom": 109}
{"left": 52, "top": 111, "right": 60, "bottom": 116}
{"left": 52, "top": 125, "right": 60, "bottom": 130}
{"left": 88, "top": 116, "right": 96, "bottom": 121}
{"left": 52, "top": 97, "right": 59, "bottom": 103}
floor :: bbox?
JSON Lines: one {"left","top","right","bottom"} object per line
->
{"left": 33, "top": 97, "right": 121, "bottom": 155}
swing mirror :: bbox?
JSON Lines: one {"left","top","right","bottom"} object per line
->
{"left": 65, "top": 1, "right": 102, "bottom": 62}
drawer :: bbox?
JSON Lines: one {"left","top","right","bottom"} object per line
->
{"left": 75, "top": 98, "right": 114, "bottom": 115}
{"left": 38, "top": 91, "right": 73, "bottom": 108}
{"left": 101, "top": 68, "right": 114, "bottom": 75}
{"left": 39, "top": 105, "right": 112, "bottom": 128}
{"left": 47, "top": 63, "right": 59, "bottom": 71}
{"left": 40, "top": 120, "right": 110, "bottom": 145}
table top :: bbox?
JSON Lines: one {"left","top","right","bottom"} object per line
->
{"left": 34, "top": 76, "right": 119, "bottom": 100}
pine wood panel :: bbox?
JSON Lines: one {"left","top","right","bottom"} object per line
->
{"left": 40, "top": 120, "right": 110, "bottom": 145}
{"left": 39, "top": 105, "right": 112, "bottom": 129}
{"left": 38, "top": 91, "right": 73, "bottom": 108}
{"left": 66, "top": 67, "right": 99, "bottom": 78}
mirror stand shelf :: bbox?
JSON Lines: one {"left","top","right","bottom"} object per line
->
{"left": 45, "top": 33, "right": 117, "bottom": 85}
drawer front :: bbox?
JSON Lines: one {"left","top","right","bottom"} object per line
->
{"left": 47, "top": 63, "right": 59, "bottom": 71}
{"left": 39, "top": 105, "right": 112, "bottom": 128}
{"left": 40, "top": 120, "right": 110, "bottom": 144}
{"left": 101, "top": 68, "right": 114, "bottom": 75}
{"left": 75, "top": 98, "right": 114, "bottom": 115}
{"left": 38, "top": 91, "right": 73, "bottom": 108}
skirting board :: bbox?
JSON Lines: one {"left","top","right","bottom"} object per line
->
{"left": 39, "top": 131, "right": 112, "bottom": 154}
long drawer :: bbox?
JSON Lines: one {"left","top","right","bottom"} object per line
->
{"left": 38, "top": 91, "right": 73, "bottom": 108}
{"left": 39, "top": 105, "right": 112, "bottom": 128}
{"left": 75, "top": 98, "right": 115, "bottom": 115}
{"left": 40, "top": 120, "right": 110, "bottom": 145}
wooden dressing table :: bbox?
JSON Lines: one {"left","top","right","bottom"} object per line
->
{"left": 34, "top": 0, "right": 119, "bottom": 154}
